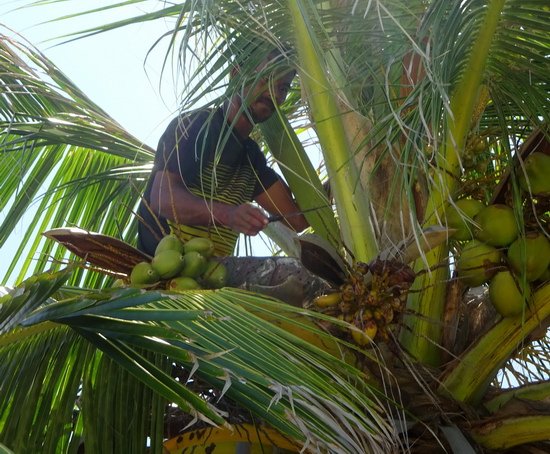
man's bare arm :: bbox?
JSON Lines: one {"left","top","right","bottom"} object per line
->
{"left": 255, "top": 179, "right": 309, "bottom": 232}
{"left": 150, "top": 170, "right": 268, "bottom": 236}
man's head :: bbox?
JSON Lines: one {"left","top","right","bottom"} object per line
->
{"left": 230, "top": 44, "right": 296, "bottom": 124}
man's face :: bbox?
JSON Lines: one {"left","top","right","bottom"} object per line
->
{"left": 240, "top": 59, "right": 295, "bottom": 124}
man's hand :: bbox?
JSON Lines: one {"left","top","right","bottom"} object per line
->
{"left": 255, "top": 180, "right": 309, "bottom": 232}
{"left": 215, "top": 203, "right": 268, "bottom": 236}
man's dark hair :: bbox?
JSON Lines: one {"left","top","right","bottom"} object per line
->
{"left": 225, "top": 38, "right": 296, "bottom": 99}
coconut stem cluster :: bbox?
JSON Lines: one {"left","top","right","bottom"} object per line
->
{"left": 313, "top": 259, "right": 416, "bottom": 346}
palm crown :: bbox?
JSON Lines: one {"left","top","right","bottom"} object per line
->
{"left": 1, "top": 1, "right": 549, "bottom": 452}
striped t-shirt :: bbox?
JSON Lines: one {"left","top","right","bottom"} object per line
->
{"left": 137, "top": 108, "right": 279, "bottom": 256}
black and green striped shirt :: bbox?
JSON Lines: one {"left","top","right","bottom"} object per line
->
{"left": 137, "top": 108, "right": 279, "bottom": 256}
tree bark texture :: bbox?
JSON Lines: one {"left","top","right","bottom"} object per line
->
{"left": 220, "top": 256, "right": 331, "bottom": 307}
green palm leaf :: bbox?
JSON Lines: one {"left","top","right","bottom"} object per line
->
{"left": 1, "top": 269, "right": 401, "bottom": 452}
{"left": 0, "top": 30, "right": 154, "bottom": 285}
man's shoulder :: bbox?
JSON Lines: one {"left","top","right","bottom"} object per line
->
{"left": 159, "top": 107, "right": 219, "bottom": 142}
{"left": 163, "top": 107, "right": 221, "bottom": 137}
{"left": 174, "top": 107, "right": 221, "bottom": 127}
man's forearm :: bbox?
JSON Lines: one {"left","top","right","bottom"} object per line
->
{"left": 150, "top": 171, "right": 268, "bottom": 235}
{"left": 150, "top": 171, "right": 226, "bottom": 225}
{"left": 255, "top": 179, "right": 309, "bottom": 232}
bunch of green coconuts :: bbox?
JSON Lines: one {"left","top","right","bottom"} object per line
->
{"left": 447, "top": 152, "right": 550, "bottom": 317}
{"left": 129, "top": 234, "right": 227, "bottom": 291}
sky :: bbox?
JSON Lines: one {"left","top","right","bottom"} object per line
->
{"left": 2, "top": 1, "right": 181, "bottom": 148}
{"left": 0, "top": 0, "right": 276, "bottom": 281}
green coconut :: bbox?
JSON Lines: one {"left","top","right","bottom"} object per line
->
{"left": 202, "top": 260, "right": 228, "bottom": 289}
{"left": 446, "top": 198, "right": 486, "bottom": 241}
{"left": 456, "top": 240, "right": 502, "bottom": 287}
{"left": 507, "top": 232, "right": 550, "bottom": 281}
{"left": 519, "top": 152, "right": 550, "bottom": 195}
{"left": 489, "top": 270, "right": 531, "bottom": 317}
{"left": 180, "top": 251, "right": 208, "bottom": 278}
{"left": 168, "top": 276, "right": 201, "bottom": 291}
{"left": 155, "top": 233, "right": 184, "bottom": 255}
{"left": 130, "top": 261, "right": 160, "bottom": 287}
{"left": 184, "top": 237, "right": 215, "bottom": 258}
{"left": 151, "top": 249, "right": 186, "bottom": 279}
{"left": 474, "top": 204, "right": 519, "bottom": 247}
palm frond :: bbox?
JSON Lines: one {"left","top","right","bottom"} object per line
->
{"left": 1, "top": 268, "right": 404, "bottom": 452}
{"left": 0, "top": 271, "right": 167, "bottom": 453}
{"left": 497, "top": 333, "right": 550, "bottom": 388}
{"left": 0, "top": 29, "right": 154, "bottom": 285}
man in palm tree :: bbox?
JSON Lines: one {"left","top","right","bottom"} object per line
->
{"left": 137, "top": 46, "right": 308, "bottom": 256}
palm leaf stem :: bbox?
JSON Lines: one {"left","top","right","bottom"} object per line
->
{"left": 0, "top": 321, "right": 58, "bottom": 347}
{"left": 483, "top": 380, "right": 550, "bottom": 414}
{"left": 401, "top": 0, "right": 506, "bottom": 366}
{"left": 470, "top": 415, "right": 550, "bottom": 450}
{"left": 439, "top": 282, "right": 550, "bottom": 405}
{"left": 260, "top": 113, "right": 340, "bottom": 249}
{"left": 19, "top": 283, "right": 395, "bottom": 451}
{"left": 0, "top": 267, "right": 72, "bottom": 333}
{"left": 287, "top": 0, "right": 378, "bottom": 262}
